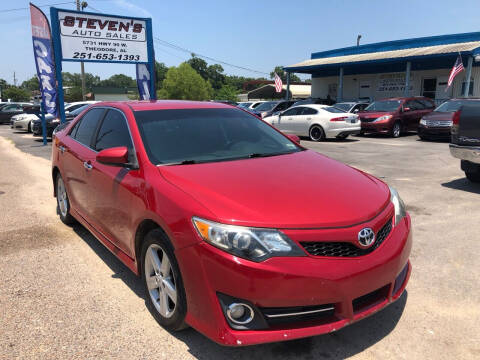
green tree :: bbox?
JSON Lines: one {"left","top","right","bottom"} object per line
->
{"left": 21, "top": 76, "right": 40, "bottom": 91}
{"left": 62, "top": 72, "right": 100, "bottom": 89}
{"left": 98, "top": 74, "right": 136, "bottom": 88}
{"left": 155, "top": 61, "right": 169, "bottom": 89}
{"left": 215, "top": 85, "right": 238, "bottom": 102}
{"left": 270, "top": 66, "right": 301, "bottom": 83}
{"left": 3, "top": 87, "right": 30, "bottom": 101}
{"left": 64, "top": 87, "right": 83, "bottom": 102}
{"left": 158, "top": 63, "right": 212, "bottom": 101}
{"left": 187, "top": 55, "right": 208, "bottom": 79}
{"left": 206, "top": 64, "right": 225, "bottom": 90}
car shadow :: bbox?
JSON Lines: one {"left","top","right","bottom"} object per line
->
{"left": 356, "top": 132, "right": 417, "bottom": 139}
{"left": 301, "top": 137, "right": 359, "bottom": 143}
{"left": 441, "top": 177, "right": 480, "bottom": 194}
{"left": 71, "top": 224, "right": 144, "bottom": 298}
{"left": 33, "top": 137, "right": 52, "bottom": 143}
{"left": 70, "top": 222, "right": 407, "bottom": 359}
{"left": 416, "top": 137, "right": 450, "bottom": 143}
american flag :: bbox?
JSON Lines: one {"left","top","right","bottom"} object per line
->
{"left": 447, "top": 55, "right": 464, "bottom": 89}
{"left": 274, "top": 73, "right": 283, "bottom": 93}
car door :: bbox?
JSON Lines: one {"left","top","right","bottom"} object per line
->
{"left": 408, "top": 100, "right": 426, "bottom": 131}
{"left": 59, "top": 107, "right": 106, "bottom": 221}
{"left": 277, "top": 107, "right": 300, "bottom": 133}
{"left": 296, "top": 107, "right": 318, "bottom": 136}
{"left": 88, "top": 108, "right": 143, "bottom": 257}
{"left": 402, "top": 100, "right": 418, "bottom": 131}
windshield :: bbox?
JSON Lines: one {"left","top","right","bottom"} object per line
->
{"left": 134, "top": 108, "right": 302, "bottom": 165}
{"left": 333, "top": 103, "right": 353, "bottom": 112}
{"left": 435, "top": 100, "right": 471, "bottom": 112}
{"left": 365, "top": 100, "right": 401, "bottom": 112}
{"left": 254, "top": 101, "right": 278, "bottom": 111}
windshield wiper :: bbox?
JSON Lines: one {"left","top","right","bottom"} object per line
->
{"left": 248, "top": 151, "right": 296, "bottom": 158}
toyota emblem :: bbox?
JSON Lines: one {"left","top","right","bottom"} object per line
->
{"left": 358, "top": 228, "right": 375, "bottom": 247}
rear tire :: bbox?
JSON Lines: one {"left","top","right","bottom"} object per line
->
{"left": 419, "top": 135, "right": 428, "bottom": 141}
{"left": 27, "top": 122, "right": 32, "bottom": 133}
{"left": 141, "top": 229, "right": 188, "bottom": 332}
{"left": 309, "top": 125, "right": 325, "bottom": 141}
{"left": 56, "top": 173, "right": 75, "bottom": 225}
{"left": 391, "top": 121, "right": 402, "bottom": 138}
{"left": 465, "top": 171, "right": 480, "bottom": 183}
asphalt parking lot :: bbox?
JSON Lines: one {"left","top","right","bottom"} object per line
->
{"left": 0, "top": 125, "right": 479, "bottom": 359}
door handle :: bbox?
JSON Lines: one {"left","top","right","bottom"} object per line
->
{"left": 307, "top": 117, "right": 312, "bottom": 120}
{"left": 83, "top": 161, "right": 93, "bottom": 171}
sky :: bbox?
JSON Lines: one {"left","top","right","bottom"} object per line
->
{"left": 2, "top": 0, "right": 480, "bottom": 85}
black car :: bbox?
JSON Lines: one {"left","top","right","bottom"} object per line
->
{"left": 449, "top": 100, "right": 480, "bottom": 182}
{"left": 0, "top": 103, "right": 32, "bottom": 124}
{"left": 255, "top": 100, "right": 295, "bottom": 118}
{"left": 33, "top": 104, "right": 90, "bottom": 137}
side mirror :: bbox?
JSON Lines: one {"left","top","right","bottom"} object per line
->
{"left": 96, "top": 146, "right": 129, "bottom": 166}
{"left": 286, "top": 134, "right": 300, "bottom": 144}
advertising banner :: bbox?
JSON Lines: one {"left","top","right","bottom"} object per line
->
{"left": 136, "top": 63, "right": 154, "bottom": 100}
{"left": 29, "top": 3, "right": 58, "bottom": 116}
{"left": 57, "top": 10, "right": 148, "bottom": 63}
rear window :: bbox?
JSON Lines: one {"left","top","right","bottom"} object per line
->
{"left": 134, "top": 108, "right": 301, "bottom": 165}
{"left": 333, "top": 103, "right": 353, "bottom": 112}
{"left": 322, "top": 106, "right": 345, "bottom": 113}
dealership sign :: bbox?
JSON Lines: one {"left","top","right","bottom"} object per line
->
{"left": 57, "top": 11, "right": 148, "bottom": 63}
{"left": 377, "top": 73, "right": 413, "bottom": 93}
{"left": 49, "top": 7, "right": 156, "bottom": 123}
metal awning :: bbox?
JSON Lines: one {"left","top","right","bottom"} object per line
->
{"left": 286, "top": 41, "right": 480, "bottom": 72}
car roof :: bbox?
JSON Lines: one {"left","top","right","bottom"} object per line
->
{"left": 93, "top": 100, "right": 235, "bottom": 112}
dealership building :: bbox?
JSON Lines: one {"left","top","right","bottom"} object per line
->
{"left": 284, "top": 32, "right": 480, "bottom": 105}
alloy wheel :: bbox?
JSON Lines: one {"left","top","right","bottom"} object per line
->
{"left": 392, "top": 123, "right": 401, "bottom": 138}
{"left": 56, "top": 176, "right": 68, "bottom": 218}
{"left": 310, "top": 126, "right": 324, "bottom": 141}
{"left": 144, "top": 244, "right": 177, "bottom": 318}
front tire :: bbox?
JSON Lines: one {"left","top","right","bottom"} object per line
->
{"left": 142, "top": 229, "right": 187, "bottom": 332}
{"left": 309, "top": 125, "right": 325, "bottom": 141}
{"left": 391, "top": 121, "right": 402, "bottom": 138}
{"left": 56, "top": 173, "right": 75, "bottom": 225}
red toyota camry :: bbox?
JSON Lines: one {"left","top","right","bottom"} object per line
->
{"left": 52, "top": 100, "right": 412, "bottom": 346}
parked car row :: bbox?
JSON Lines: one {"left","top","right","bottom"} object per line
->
{"left": 8, "top": 101, "right": 97, "bottom": 137}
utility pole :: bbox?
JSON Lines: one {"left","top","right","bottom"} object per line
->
{"left": 77, "top": 0, "right": 88, "bottom": 100}
{"left": 13, "top": 72, "right": 17, "bottom": 87}
{"left": 357, "top": 35, "right": 362, "bottom": 47}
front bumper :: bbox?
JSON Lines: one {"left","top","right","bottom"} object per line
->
{"left": 176, "top": 212, "right": 412, "bottom": 346}
{"left": 450, "top": 144, "right": 480, "bottom": 164}
{"left": 418, "top": 125, "right": 450, "bottom": 139}
{"left": 361, "top": 121, "right": 393, "bottom": 134}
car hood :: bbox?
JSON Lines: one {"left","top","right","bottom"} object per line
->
{"left": 159, "top": 150, "right": 390, "bottom": 228}
{"left": 422, "top": 111, "right": 454, "bottom": 121}
{"left": 358, "top": 111, "right": 394, "bottom": 120}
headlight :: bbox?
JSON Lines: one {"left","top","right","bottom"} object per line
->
{"left": 373, "top": 115, "right": 392, "bottom": 122}
{"left": 419, "top": 118, "right": 427, "bottom": 126}
{"left": 192, "top": 217, "right": 305, "bottom": 262}
{"left": 389, "top": 186, "right": 406, "bottom": 226}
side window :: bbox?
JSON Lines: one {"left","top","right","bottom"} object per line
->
{"left": 282, "top": 107, "right": 299, "bottom": 116}
{"left": 404, "top": 101, "right": 417, "bottom": 111}
{"left": 94, "top": 109, "right": 133, "bottom": 152}
{"left": 72, "top": 108, "right": 104, "bottom": 147}
{"left": 419, "top": 99, "right": 434, "bottom": 109}
{"left": 302, "top": 107, "right": 318, "bottom": 115}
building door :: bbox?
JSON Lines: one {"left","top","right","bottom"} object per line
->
{"left": 358, "top": 81, "right": 372, "bottom": 101}
{"left": 422, "top": 78, "right": 436, "bottom": 99}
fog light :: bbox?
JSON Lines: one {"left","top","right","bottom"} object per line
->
{"left": 227, "top": 303, "right": 254, "bottom": 324}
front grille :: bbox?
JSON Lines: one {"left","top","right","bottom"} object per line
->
{"left": 425, "top": 120, "right": 452, "bottom": 127}
{"left": 360, "top": 118, "right": 376, "bottom": 123}
{"left": 301, "top": 218, "right": 392, "bottom": 257}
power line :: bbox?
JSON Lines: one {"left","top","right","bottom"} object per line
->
{"left": 153, "top": 37, "right": 269, "bottom": 76}
{"left": 0, "top": 2, "right": 75, "bottom": 13}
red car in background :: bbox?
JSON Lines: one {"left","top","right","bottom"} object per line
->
{"left": 51, "top": 101, "right": 412, "bottom": 346}
{"left": 359, "top": 97, "right": 435, "bottom": 137}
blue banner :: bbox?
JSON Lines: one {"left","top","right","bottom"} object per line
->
{"left": 136, "top": 63, "right": 153, "bottom": 100}
{"left": 30, "top": 4, "right": 58, "bottom": 117}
